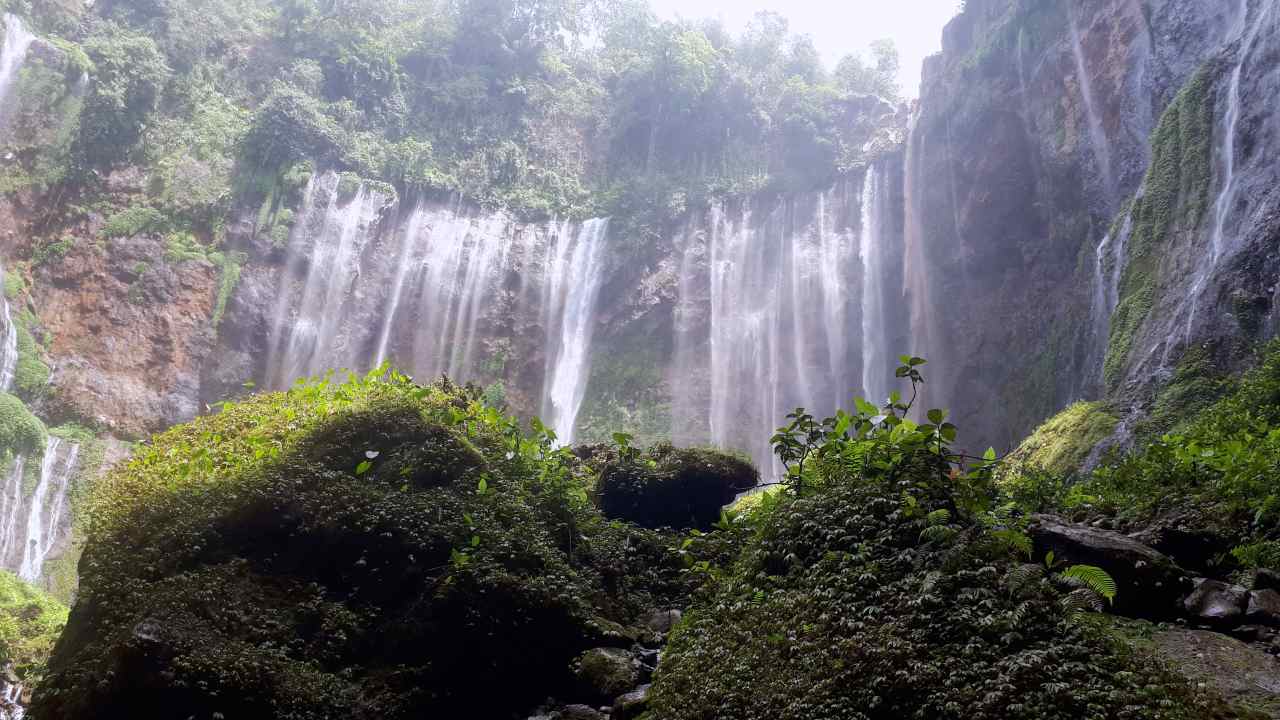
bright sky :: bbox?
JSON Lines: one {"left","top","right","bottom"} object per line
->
{"left": 646, "top": 0, "right": 961, "bottom": 98}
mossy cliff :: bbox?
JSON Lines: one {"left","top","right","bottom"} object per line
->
{"left": 32, "top": 371, "right": 706, "bottom": 719}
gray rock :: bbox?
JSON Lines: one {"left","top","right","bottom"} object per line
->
{"left": 644, "top": 608, "right": 682, "bottom": 634}
{"left": 574, "top": 647, "right": 638, "bottom": 702}
{"left": 1029, "top": 515, "right": 1188, "bottom": 617}
{"left": 1254, "top": 568, "right": 1280, "bottom": 592}
{"left": 612, "top": 684, "right": 650, "bottom": 720}
{"left": 1247, "top": 589, "right": 1280, "bottom": 626}
{"left": 1184, "top": 579, "right": 1248, "bottom": 627}
{"left": 558, "top": 704, "right": 606, "bottom": 720}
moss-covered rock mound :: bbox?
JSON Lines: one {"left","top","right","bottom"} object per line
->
{"left": 597, "top": 444, "right": 759, "bottom": 530}
{"left": 649, "top": 475, "right": 1248, "bottom": 720}
{"left": 0, "top": 570, "right": 68, "bottom": 685}
{"left": 32, "top": 372, "right": 688, "bottom": 719}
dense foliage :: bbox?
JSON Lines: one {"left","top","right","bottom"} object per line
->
{"left": 3, "top": 0, "right": 902, "bottom": 245}
{"left": 1002, "top": 342, "right": 1280, "bottom": 579}
{"left": 0, "top": 571, "right": 67, "bottom": 688}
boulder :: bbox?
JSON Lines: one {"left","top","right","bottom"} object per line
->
{"left": 612, "top": 685, "right": 650, "bottom": 720}
{"left": 1184, "top": 579, "right": 1248, "bottom": 627}
{"left": 597, "top": 446, "right": 758, "bottom": 530}
{"left": 1254, "top": 568, "right": 1280, "bottom": 592}
{"left": 1029, "top": 515, "right": 1189, "bottom": 617}
{"left": 1247, "top": 589, "right": 1280, "bottom": 626}
{"left": 574, "top": 647, "right": 639, "bottom": 702}
{"left": 559, "top": 704, "right": 607, "bottom": 720}
{"left": 643, "top": 608, "right": 682, "bottom": 634}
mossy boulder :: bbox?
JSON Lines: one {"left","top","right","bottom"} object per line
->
{"left": 596, "top": 445, "right": 759, "bottom": 530}
{"left": 648, "top": 476, "right": 1248, "bottom": 720}
{"left": 33, "top": 374, "right": 689, "bottom": 719}
{"left": 1000, "top": 401, "right": 1118, "bottom": 479}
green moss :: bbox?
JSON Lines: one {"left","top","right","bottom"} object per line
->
{"left": 4, "top": 271, "right": 25, "bottom": 299}
{"left": 99, "top": 205, "right": 166, "bottom": 238}
{"left": 1133, "top": 346, "right": 1232, "bottom": 444}
{"left": 211, "top": 250, "right": 245, "bottom": 329}
{"left": 335, "top": 171, "right": 362, "bottom": 201}
{"left": 14, "top": 312, "right": 50, "bottom": 400}
{"left": 0, "top": 570, "right": 68, "bottom": 686}
{"left": 1104, "top": 66, "right": 1216, "bottom": 386}
{"left": 650, "top": 475, "right": 1240, "bottom": 720}
{"left": 0, "top": 46, "right": 85, "bottom": 194}
{"left": 596, "top": 443, "right": 759, "bottom": 530}
{"left": 1004, "top": 401, "right": 1118, "bottom": 477}
{"left": 0, "top": 393, "right": 46, "bottom": 455}
{"left": 36, "top": 373, "right": 693, "bottom": 719}
{"left": 575, "top": 335, "right": 672, "bottom": 446}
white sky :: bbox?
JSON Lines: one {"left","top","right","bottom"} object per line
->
{"left": 646, "top": 0, "right": 962, "bottom": 98}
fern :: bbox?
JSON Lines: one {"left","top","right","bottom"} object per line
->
{"left": 925, "top": 508, "right": 951, "bottom": 526}
{"left": 1061, "top": 587, "right": 1105, "bottom": 616}
{"left": 1060, "top": 564, "right": 1116, "bottom": 604}
{"left": 991, "top": 528, "right": 1033, "bottom": 559}
{"left": 919, "top": 525, "right": 957, "bottom": 545}
{"left": 1004, "top": 563, "right": 1044, "bottom": 595}
{"left": 1231, "top": 541, "right": 1280, "bottom": 570}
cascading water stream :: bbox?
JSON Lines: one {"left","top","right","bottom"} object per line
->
{"left": 268, "top": 173, "right": 611, "bottom": 442}
{"left": 267, "top": 173, "right": 389, "bottom": 387}
{"left": 542, "top": 219, "right": 609, "bottom": 442}
{"left": 1068, "top": 4, "right": 1117, "bottom": 202}
{"left": 0, "top": 14, "right": 35, "bottom": 107}
{"left": 0, "top": 260, "right": 19, "bottom": 393}
{"left": 675, "top": 190, "right": 859, "bottom": 478}
{"left": 1180, "top": 0, "right": 1272, "bottom": 345}
{"left": 859, "top": 164, "right": 888, "bottom": 404}
{"left": 0, "top": 436, "right": 80, "bottom": 583}
{"left": 17, "top": 437, "right": 78, "bottom": 581}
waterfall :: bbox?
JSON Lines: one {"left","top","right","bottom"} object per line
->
{"left": 0, "top": 437, "right": 79, "bottom": 582}
{"left": 267, "top": 173, "right": 391, "bottom": 387}
{"left": 859, "top": 165, "right": 889, "bottom": 404}
{"left": 1182, "top": 0, "right": 1272, "bottom": 343}
{"left": 542, "top": 219, "right": 609, "bottom": 443}
{"left": 0, "top": 14, "right": 35, "bottom": 108}
{"left": 674, "top": 190, "right": 858, "bottom": 478}
{"left": 17, "top": 437, "right": 78, "bottom": 582}
{"left": 0, "top": 458, "right": 25, "bottom": 571}
{"left": 1090, "top": 209, "right": 1133, "bottom": 378}
{"left": 267, "top": 172, "right": 611, "bottom": 441}
{"left": 0, "top": 672, "right": 22, "bottom": 720}
{"left": 1068, "top": 4, "right": 1116, "bottom": 202}
{"left": 0, "top": 260, "right": 18, "bottom": 394}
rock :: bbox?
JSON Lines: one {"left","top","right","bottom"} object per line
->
{"left": 643, "top": 608, "right": 682, "bottom": 634}
{"left": 1028, "top": 515, "right": 1188, "bottom": 617}
{"left": 558, "top": 704, "right": 606, "bottom": 720}
{"left": 612, "top": 685, "right": 650, "bottom": 720}
{"left": 1247, "top": 589, "right": 1280, "bottom": 626}
{"left": 1254, "top": 568, "right": 1280, "bottom": 592}
{"left": 1183, "top": 579, "right": 1248, "bottom": 627}
{"left": 574, "top": 647, "right": 639, "bottom": 702}
{"left": 1137, "top": 626, "right": 1280, "bottom": 716}
{"left": 1228, "top": 624, "right": 1276, "bottom": 643}
{"left": 597, "top": 447, "right": 758, "bottom": 530}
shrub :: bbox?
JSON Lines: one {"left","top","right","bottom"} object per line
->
{"left": 0, "top": 393, "right": 46, "bottom": 455}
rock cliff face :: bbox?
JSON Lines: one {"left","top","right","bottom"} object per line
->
{"left": 906, "top": 0, "right": 1280, "bottom": 450}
